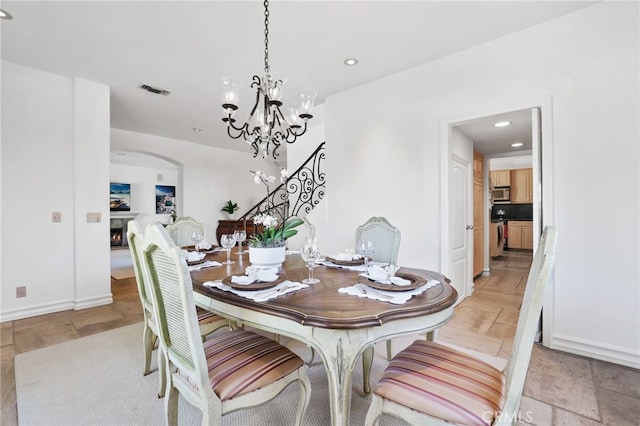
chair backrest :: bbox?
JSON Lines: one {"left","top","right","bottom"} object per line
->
{"left": 287, "top": 215, "right": 316, "bottom": 249}
{"left": 499, "top": 226, "right": 558, "bottom": 420}
{"left": 141, "top": 223, "right": 213, "bottom": 396}
{"left": 127, "top": 219, "right": 154, "bottom": 314}
{"left": 355, "top": 217, "right": 401, "bottom": 264}
{"left": 165, "top": 216, "right": 205, "bottom": 247}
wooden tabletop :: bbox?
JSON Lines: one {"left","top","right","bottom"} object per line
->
{"left": 191, "top": 250, "right": 458, "bottom": 330}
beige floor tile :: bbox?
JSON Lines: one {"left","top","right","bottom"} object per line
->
{"left": 456, "top": 296, "right": 503, "bottom": 314}
{"left": 13, "top": 319, "right": 80, "bottom": 354}
{"left": 524, "top": 345, "right": 600, "bottom": 421}
{"left": 518, "top": 396, "right": 553, "bottom": 425}
{"left": 70, "top": 305, "right": 125, "bottom": 329}
{"left": 438, "top": 325, "right": 503, "bottom": 357}
{"left": 591, "top": 359, "right": 640, "bottom": 398}
{"left": 485, "top": 322, "right": 517, "bottom": 340}
{"left": 496, "top": 306, "right": 520, "bottom": 326}
{"left": 1, "top": 322, "right": 13, "bottom": 347}
{"left": 553, "top": 407, "right": 603, "bottom": 425}
{"left": 445, "top": 305, "right": 500, "bottom": 335}
{"left": 595, "top": 387, "right": 640, "bottom": 426}
{"left": 12, "top": 310, "right": 78, "bottom": 332}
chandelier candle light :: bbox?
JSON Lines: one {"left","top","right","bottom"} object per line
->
{"left": 221, "top": 0, "right": 316, "bottom": 159}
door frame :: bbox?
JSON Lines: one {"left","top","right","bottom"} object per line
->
{"left": 439, "top": 96, "right": 556, "bottom": 346}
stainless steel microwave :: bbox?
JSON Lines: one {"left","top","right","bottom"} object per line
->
{"left": 492, "top": 187, "right": 510, "bottom": 203}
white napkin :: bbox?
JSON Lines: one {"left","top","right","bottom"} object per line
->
{"left": 332, "top": 252, "right": 363, "bottom": 261}
{"left": 188, "top": 260, "right": 222, "bottom": 272}
{"left": 185, "top": 251, "right": 206, "bottom": 262}
{"left": 231, "top": 267, "right": 279, "bottom": 285}
{"left": 203, "top": 280, "right": 308, "bottom": 302}
{"left": 362, "top": 265, "right": 411, "bottom": 286}
{"left": 196, "top": 239, "right": 213, "bottom": 250}
{"left": 338, "top": 280, "right": 440, "bottom": 304}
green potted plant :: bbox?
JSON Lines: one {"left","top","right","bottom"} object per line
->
{"left": 221, "top": 200, "right": 239, "bottom": 220}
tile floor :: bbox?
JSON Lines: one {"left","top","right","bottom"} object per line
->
{"left": 1, "top": 250, "right": 638, "bottom": 425}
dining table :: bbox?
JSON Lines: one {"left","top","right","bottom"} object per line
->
{"left": 189, "top": 248, "right": 458, "bottom": 426}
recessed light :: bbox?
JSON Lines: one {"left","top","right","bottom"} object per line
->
{"left": 192, "top": 128, "right": 202, "bottom": 132}
{"left": 494, "top": 121, "right": 511, "bottom": 128}
{"left": 0, "top": 9, "right": 13, "bottom": 20}
{"left": 511, "top": 142, "right": 524, "bottom": 147}
{"left": 343, "top": 58, "right": 359, "bottom": 66}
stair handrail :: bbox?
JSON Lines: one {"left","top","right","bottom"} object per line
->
{"left": 240, "top": 142, "right": 326, "bottom": 224}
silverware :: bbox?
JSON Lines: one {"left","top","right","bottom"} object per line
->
{"left": 357, "top": 285, "right": 394, "bottom": 301}
{"left": 256, "top": 284, "right": 296, "bottom": 300}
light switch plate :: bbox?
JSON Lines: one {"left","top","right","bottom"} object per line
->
{"left": 52, "top": 212, "right": 62, "bottom": 223}
{"left": 86, "top": 212, "right": 101, "bottom": 223}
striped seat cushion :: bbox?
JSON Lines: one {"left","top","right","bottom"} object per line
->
{"left": 196, "top": 308, "right": 224, "bottom": 325}
{"left": 194, "top": 330, "right": 304, "bottom": 401}
{"left": 374, "top": 340, "right": 505, "bottom": 426}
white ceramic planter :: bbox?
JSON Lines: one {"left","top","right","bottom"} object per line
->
{"left": 248, "top": 246, "right": 286, "bottom": 269}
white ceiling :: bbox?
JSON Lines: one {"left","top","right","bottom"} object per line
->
{"left": 2, "top": 1, "right": 596, "bottom": 160}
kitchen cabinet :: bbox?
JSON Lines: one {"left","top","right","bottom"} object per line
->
{"left": 510, "top": 168, "right": 533, "bottom": 203}
{"left": 507, "top": 220, "right": 533, "bottom": 250}
{"left": 473, "top": 151, "right": 484, "bottom": 277}
{"left": 490, "top": 169, "right": 510, "bottom": 187}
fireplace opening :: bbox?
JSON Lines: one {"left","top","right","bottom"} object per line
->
{"left": 111, "top": 228, "right": 123, "bottom": 246}
{"left": 110, "top": 218, "right": 128, "bottom": 248}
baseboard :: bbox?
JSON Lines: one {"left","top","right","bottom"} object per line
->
{"left": 0, "top": 294, "right": 113, "bottom": 322}
{"left": 0, "top": 300, "right": 75, "bottom": 322}
{"left": 73, "top": 294, "right": 113, "bottom": 310}
{"left": 551, "top": 333, "right": 640, "bottom": 369}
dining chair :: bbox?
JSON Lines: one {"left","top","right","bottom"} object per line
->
{"left": 355, "top": 216, "right": 401, "bottom": 265}
{"left": 127, "top": 219, "right": 229, "bottom": 398}
{"left": 364, "top": 226, "right": 558, "bottom": 426}
{"left": 141, "top": 223, "right": 311, "bottom": 425}
{"left": 356, "top": 216, "right": 402, "bottom": 392}
{"left": 165, "top": 215, "right": 205, "bottom": 247}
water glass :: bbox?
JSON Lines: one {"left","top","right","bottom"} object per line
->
{"left": 233, "top": 229, "right": 247, "bottom": 254}
{"left": 220, "top": 234, "right": 236, "bottom": 265}
{"left": 358, "top": 240, "right": 375, "bottom": 272}
{"left": 191, "top": 231, "right": 204, "bottom": 253}
{"left": 300, "top": 238, "right": 320, "bottom": 284}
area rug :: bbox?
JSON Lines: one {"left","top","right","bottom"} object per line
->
{"left": 15, "top": 323, "right": 506, "bottom": 426}
{"left": 110, "top": 249, "right": 135, "bottom": 280}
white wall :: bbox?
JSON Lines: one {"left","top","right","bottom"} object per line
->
{"left": 110, "top": 129, "right": 281, "bottom": 244}
{"left": 323, "top": 2, "right": 639, "bottom": 367}
{"left": 1, "top": 62, "right": 111, "bottom": 319}
{"left": 110, "top": 162, "right": 179, "bottom": 223}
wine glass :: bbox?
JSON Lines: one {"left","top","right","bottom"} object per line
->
{"left": 233, "top": 229, "right": 247, "bottom": 254}
{"left": 358, "top": 240, "right": 375, "bottom": 272}
{"left": 300, "top": 238, "right": 321, "bottom": 284}
{"left": 191, "top": 231, "right": 204, "bottom": 253}
{"left": 220, "top": 234, "right": 236, "bottom": 265}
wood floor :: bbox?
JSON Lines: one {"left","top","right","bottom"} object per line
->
{"left": 1, "top": 250, "right": 638, "bottom": 425}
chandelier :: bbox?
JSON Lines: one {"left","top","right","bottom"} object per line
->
{"left": 221, "top": 0, "right": 316, "bottom": 160}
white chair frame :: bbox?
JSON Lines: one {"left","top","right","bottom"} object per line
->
{"left": 141, "top": 223, "right": 311, "bottom": 426}
{"left": 365, "top": 226, "right": 558, "bottom": 426}
{"left": 165, "top": 216, "right": 205, "bottom": 247}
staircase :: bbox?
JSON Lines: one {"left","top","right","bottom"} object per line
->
{"left": 215, "top": 142, "right": 326, "bottom": 243}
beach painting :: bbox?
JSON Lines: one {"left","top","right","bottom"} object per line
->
{"left": 156, "top": 185, "right": 176, "bottom": 214}
{"left": 110, "top": 182, "right": 131, "bottom": 211}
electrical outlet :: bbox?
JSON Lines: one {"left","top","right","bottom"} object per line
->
{"left": 16, "top": 286, "right": 26, "bottom": 298}
{"left": 52, "top": 211, "right": 62, "bottom": 223}
{"left": 86, "top": 212, "right": 101, "bottom": 223}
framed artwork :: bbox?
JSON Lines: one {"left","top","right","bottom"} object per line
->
{"left": 156, "top": 185, "right": 176, "bottom": 214}
{"left": 110, "top": 182, "right": 131, "bottom": 211}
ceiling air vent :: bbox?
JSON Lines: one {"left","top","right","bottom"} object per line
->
{"left": 139, "top": 84, "right": 171, "bottom": 96}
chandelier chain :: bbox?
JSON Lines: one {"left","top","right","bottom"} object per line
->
{"left": 263, "top": 0, "right": 270, "bottom": 74}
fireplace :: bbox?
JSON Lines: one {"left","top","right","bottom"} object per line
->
{"left": 110, "top": 214, "right": 138, "bottom": 248}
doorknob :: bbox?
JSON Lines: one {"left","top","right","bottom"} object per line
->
{"left": 466, "top": 225, "right": 474, "bottom": 230}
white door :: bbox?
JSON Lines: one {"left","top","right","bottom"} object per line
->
{"left": 449, "top": 155, "right": 472, "bottom": 301}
